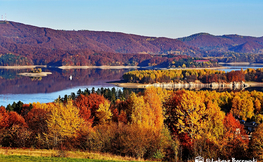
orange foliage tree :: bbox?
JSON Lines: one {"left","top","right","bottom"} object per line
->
{"left": 219, "top": 113, "right": 249, "bottom": 159}
{"left": 25, "top": 108, "right": 48, "bottom": 134}
{"left": 74, "top": 93, "right": 106, "bottom": 126}
{"left": 250, "top": 123, "right": 263, "bottom": 161}
{"left": 0, "top": 106, "right": 30, "bottom": 148}
{"left": 0, "top": 106, "right": 9, "bottom": 129}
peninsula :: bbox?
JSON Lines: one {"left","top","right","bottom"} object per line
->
{"left": 112, "top": 68, "right": 263, "bottom": 90}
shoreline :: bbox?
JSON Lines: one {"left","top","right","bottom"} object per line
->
{"left": 168, "top": 66, "right": 229, "bottom": 70}
{"left": 251, "top": 63, "right": 263, "bottom": 66}
{"left": 111, "top": 82, "right": 149, "bottom": 88}
{"left": 218, "top": 62, "right": 250, "bottom": 65}
{"left": 111, "top": 81, "right": 263, "bottom": 89}
{"left": 0, "top": 65, "right": 228, "bottom": 70}
{"left": 219, "top": 62, "right": 263, "bottom": 66}
{"left": 18, "top": 72, "right": 52, "bottom": 77}
{"left": 0, "top": 65, "right": 47, "bottom": 69}
{"left": 58, "top": 65, "right": 142, "bottom": 69}
{"left": 1, "top": 64, "right": 262, "bottom": 70}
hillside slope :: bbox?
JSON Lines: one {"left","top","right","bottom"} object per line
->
{"left": 0, "top": 21, "right": 262, "bottom": 65}
{"left": 178, "top": 33, "right": 263, "bottom": 54}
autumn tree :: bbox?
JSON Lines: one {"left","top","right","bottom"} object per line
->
{"left": 227, "top": 70, "right": 245, "bottom": 82}
{"left": 96, "top": 101, "right": 112, "bottom": 125}
{"left": 219, "top": 113, "right": 249, "bottom": 159}
{"left": 110, "top": 99, "right": 130, "bottom": 124}
{"left": 46, "top": 100, "right": 84, "bottom": 147}
{"left": 7, "top": 111, "right": 28, "bottom": 128}
{"left": 129, "top": 92, "right": 152, "bottom": 128}
{"left": 25, "top": 108, "right": 48, "bottom": 134}
{"left": 74, "top": 93, "right": 106, "bottom": 126}
{"left": 254, "top": 98, "right": 262, "bottom": 114}
{"left": 0, "top": 106, "right": 9, "bottom": 129}
{"left": 250, "top": 123, "right": 263, "bottom": 161}
{"left": 231, "top": 93, "right": 254, "bottom": 121}
{"left": 201, "top": 101, "right": 225, "bottom": 143}
{"left": 143, "top": 87, "right": 167, "bottom": 131}
{"left": 193, "top": 101, "right": 225, "bottom": 159}
{"left": 0, "top": 106, "right": 30, "bottom": 148}
{"left": 173, "top": 91, "right": 206, "bottom": 140}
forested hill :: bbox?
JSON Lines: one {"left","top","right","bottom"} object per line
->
{"left": 0, "top": 21, "right": 201, "bottom": 55}
{"left": 0, "top": 21, "right": 262, "bottom": 66}
{"left": 178, "top": 33, "right": 263, "bottom": 54}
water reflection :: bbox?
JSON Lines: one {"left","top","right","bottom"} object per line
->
{"left": 0, "top": 65, "right": 263, "bottom": 106}
{"left": 0, "top": 68, "right": 130, "bottom": 94}
{"left": 220, "top": 65, "right": 263, "bottom": 72}
{"left": 0, "top": 68, "right": 130, "bottom": 106}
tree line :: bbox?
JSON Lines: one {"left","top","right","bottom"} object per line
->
{"left": 123, "top": 68, "right": 263, "bottom": 84}
{"left": 1, "top": 88, "right": 263, "bottom": 161}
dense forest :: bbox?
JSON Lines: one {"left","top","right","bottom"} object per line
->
{"left": 0, "top": 52, "right": 219, "bottom": 68}
{"left": 1, "top": 87, "right": 263, "bottom": 161}
{"left": 122, "top": 68, "right": 263, "bottom": 84}
{"left": 0, "top": 21, "right": 263, "bottom": 66}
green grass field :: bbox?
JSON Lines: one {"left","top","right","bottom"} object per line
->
{"left": 0, "top": 148, "right": 151, "bottom": 162}
{"left": 0, "top": 154, "right": 139, "bottom": 162}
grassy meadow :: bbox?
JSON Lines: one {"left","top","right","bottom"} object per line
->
{"left": 0, "top": 148, "right": 150, "bottom": 162}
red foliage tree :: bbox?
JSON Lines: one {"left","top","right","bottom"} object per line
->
{"left": 0, "top": 106, "right": 27, "bottom": 129}
{"left": 227, "top": 71, "right": 245, "bottom": 82}
{"left": 74, "top": 93, "right": 107, "bottom": 126}
{"left": 8, "top": 111, "right": 28, "bottom": 128}
{"left": 20, "top": 104, "right": 33, "bottom": 117}
{"left": 0, "top": 106, "right": 9, "bottom": 129}
{"left": 25, "top": 108, "right": 48, "bottom": 134}
{"left": 110, "top": 99, "right": 131, "bottom": 124}
{"left": 220, "top": 113, "right": 249, "bottom": 159}
{"left": 164, "top": 90, "right": 185, "bottom": 137}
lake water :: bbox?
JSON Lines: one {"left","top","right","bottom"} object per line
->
{"left": 0, "top": 65, "right": 263, "bottom": 107}
{"left": 0, "top": 68, "right": 129, "bottom": 106}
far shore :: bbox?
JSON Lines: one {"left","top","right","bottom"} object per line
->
{"left": 0, "top": 65, "right": 229, "bottom": 70}
{"left": 218, "top": 62, "right": 251, "bottom": 65}
{"left": 18, "top": 72, "right": 52, "bottom": 77}
{"left": 59, "top": 65, "right": 231, "bottom": 70}
{"left": 111, "top": 82, "right": 149, "bottom": 88}
{"left": 58, "top": 65, "right": 142, "bottom": 69}
{"left": 0, "top": 62, "right": 262, "bottom": 70}
{"left": 111, "top": 81, "right": 263, "bottom": 89}
{"left": 251, "top": 63, "right": 263, "bottom": 66}
{"left": 219, "top": 62, "right": 263, "bottom": 66}
{"left": 0, "top": 65, "right": 47, "bottom": 69}
{"left": 168, "top": 66, "right": 229, "bottom": 70}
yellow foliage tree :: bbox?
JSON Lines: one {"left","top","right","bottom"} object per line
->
{"left": 254, "top": 98, "right": 261, "bottom": 114}
{"left": 175, "top": 91, "right": 206, "bottom": 140}
{"left": 255, "top": 114, "right": 263, "bottom": 123}
{"left": 201, "top": 101, "right": 225, "bottom": 144}
{"left": 129, "top": 87, "right": 168, "bottom": 131}
{"left": 143, "top": 87, "right": 166, "bottom": 131}
{"left": 231, "top": 95, "right": 254, "bottom": 120}
{"left": 96, "top": 101, "right": 112, "bottom": 124}
{"left": 130, "top": 92, "right": 153, "bottom": 128}
{"left": 46, "top": 100, "right": 84, "bottom": 146}
{"left": 32, "top": 102, "right": 52, "bottom": 112}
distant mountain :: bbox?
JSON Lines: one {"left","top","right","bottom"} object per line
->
{"left": 0, "top": 21, "right": 202, "bottom": 65}
{"left": 178, "top": 33, "right": 263, "bottom": 54}
{"left": 0, "top": 21, "right": 262, "bottom": 65}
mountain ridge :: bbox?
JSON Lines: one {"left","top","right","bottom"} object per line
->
{"left": 0, "top": 21, "right": 263, "bottom": 66}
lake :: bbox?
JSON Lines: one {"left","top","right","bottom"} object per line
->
{"left": 0, "top": 65, "right": 263, "bottom": 107}
{"left": 0, "top": 68, "right": 129, "bottom": 106}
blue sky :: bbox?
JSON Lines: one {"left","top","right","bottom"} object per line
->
{"left": 0, "top": 0, "right": 263, "bottom": 38}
